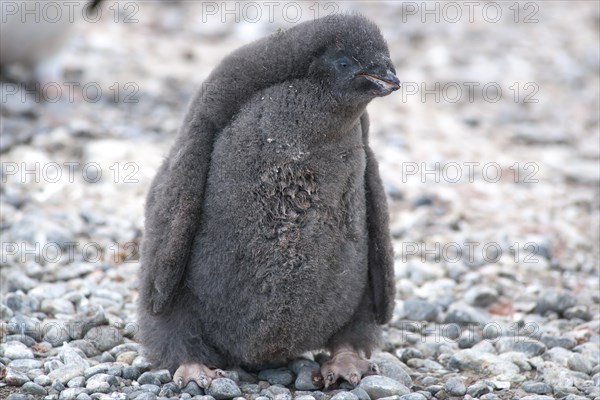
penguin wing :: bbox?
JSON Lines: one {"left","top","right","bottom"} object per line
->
{"left": 139, "top": 116, "right": 215, "bottom": 315}
{"left": 360, "top": 112, "right": 396, "bottom": 324}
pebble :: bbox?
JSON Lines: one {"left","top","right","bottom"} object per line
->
{"left": 371, "top": 352, "right": 413, "bottom": 388}
{"left": 67, "top": 376, "right": 86, "bottom": 388}
{"left": 137, "top": 372, "right": 162, "bottom": 386}
{"left": 463, "top": 286, "right": 499, "bottom": 307}
{"left": 534, "top": 289, "right": 577, "bottom": 315}
{"left": 59, "top": 388, "right": 88, "bottom": 400}
{"left": 494, "top": 337, "right": 547, "bottom": 356}
{"left": 522, "top": 381, "right": 553, "bottom": 394}
{"left": 358, "top": 376, "right": 410, "bottom": 399}
{"left": 84, "top": 326, "right": 124, "bottom": 352}
{"left": 9, "top": 359, "right": 43, "bottom": 371}
{"left": 3, "top": 341, "right": 34, "bottom": 360}
{"left": 34, "top": 374, "right": 52, "bottom": 386}
{"left": 258, "top": 368, "right": 295, "bottom": 386}
{"left": 399, "top": 394, "right": 427, "bottom": 400}
{"left": 443, "top": 377, "right": 466, "bottom": 396}
{"left": 401, "top": 299, "right": 439, "bottom": 322}
{"left": 182, "top": 381, "right": 203, "bottom": 396}
{"left": 140, "top": 384, "right": 161, "bottom": 394}
{"left": 206, "top": 378, "right": 242, "bottom": 400}
{"left": 567, "top": 353, "right": 593, "bottom": 374}
{"left": 5, "top": 367, "right": 31, "bottom": 385}
{"left": 86, "top": 373, "right": 118, "bottom": 392}
{"left": 23, "top": 381, "right": 48, "bottom": 395}
{"left": 466, "top": 380, "right": 493, "bottom": 397}
{"left": 349, "top": 388, "right": 370, "bottom": 400}
{"left": 330, "top": 392, "right": 358, "bottom": 400}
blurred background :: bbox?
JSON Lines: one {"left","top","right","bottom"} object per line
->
{"left": 1, "top": 1, "right": 599, "bottom": 398}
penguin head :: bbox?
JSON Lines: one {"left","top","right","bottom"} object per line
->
{"left": 309, "top": 47, "right": 400, "bottom": 104}
{"left": 305, "top": 15, "right": 400, "bottom": 106}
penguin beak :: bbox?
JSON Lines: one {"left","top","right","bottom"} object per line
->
{"left": 358, "top": 69, "right": 401, "bottom": 96}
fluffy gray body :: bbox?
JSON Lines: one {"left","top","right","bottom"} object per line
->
{"left": 138, "top": 14, "right": 396, "bottom": 373}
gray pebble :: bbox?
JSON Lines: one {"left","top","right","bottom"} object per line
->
{"left": 23, "top": 381, "right": 48, "bottom": 395}
{"left": 206, "top": 378, "right": 242, "bottom": 400}
{"left": 466, "top": 380, "right": 493, "bottom": 397}
{"left": 76, "top": 394, "right": 92, "bottom": 400}
{"left": 522, "top": 381, "right": 553, "bottom": 394}
{"left": 563, "top": 306, "right": 592, "bottom": 321}
{"left": 463, "top": 286, "right": 499, "bottom": 307}
{"left": 84, "top": 364, "right": 110, "bottom": 379}
{"left": 49, "top": 366, "right": 87, "bottom": 385}
{"left": 443, "top": 377, "right": 466, "bottom": 396}
{"left": 258, "top": 368, "right": 294, "bottom": 386}
{"left": 107, "top": 365, "right": 123, "bottom": 377}
{"left": 401, "top": 299, "right": 439, "bottom": 322}
{"left": 289, "top": 359, "right": 320, "bottom": 375}
{"left": 35, "top": 374, "right": 52, "bottom": 386}
{"left": 134, "top": 393, "right": 157, "bottom": 400}
{"left": 371, "top": 353, "right": 412, "bottom": 388}
{"left": 494, "top": 337, "right": 546, "bottom": 356}
{"left": 152, "top": 369, "right": 171, "bottom": 384}
{"left": 330, "top": 393, "right": 358, "bottom": 400}
{"left": 182, "top": 381, "right": 203, "bottom": 396}
{"left": 479, "top": 395, "right": 500, "bottom": 400}
{"left": 567, "top": 353, "right": 593, "bottom": 374}
{"left": 358, "top": 376, "right": 410, "bottom": 399}
{"left": 395, "top": 348, "right": 422, "bottom": 363}
{"left": 181, "top": 394, "right": 193, "bottom": 400}
{"left": 86, "top": 373, "right": 117, "bottom": 392}
{"left": 240, "top": 383, "right": 261, "bottom": 394}
{"left": 41, "top": 298, "right": 75, "bottom": 315}
{"left": 534, "top": 289, "right": 577, "bottom": 315}
{"left": 132, "top": 356, "right": 152, "bottom": 372}
{"left": 68, "top": 340, "right": 100, "bottom": 358}
{"left": 540, "top": 335, "right": 577, "bottom": 350}
{"left": 122, "top": 366, "right": 141, "bottom": 380}
{"left": 519, "top": 396, "right": 554, "bottom": 400}
{"left": 414, "top": 391, "right": 431, "bottom": 400}
{"left": 6, "top": 394, "right": 29, "bottom": 400}
{"left": 9, "top": 358, "right": 43, "bottom": 371}
{"left": 5, "top": 334, "right": 36, "bottom": 347}
{"left": 100, "top": 352, "right": 116, "bottom": 363}
{"left": 295, "top": 396, "right": 316, "bottom": 400}
{"left": 138, "top": 371, "right": 161, "bottom": 386}
{"left": 3, "top": 341, "right": 34, "bottom": 360}
{"left": 424, "top": 385, "right": 441, "bottom": 395}
{"left": 59, "top": 388, "right": 88, "bottom": 400}
{"left": 443, "top": 305, "right": 490, "bottom": 326}
{"left": 349, "top": 387, "right": 370, "bottom": 400}
{"left": 140, "top": 384, "right": 161, "bottom": 394}
{"left": 53, "top": 379, "right": 67, "bottom": 391}
{"left": 294, "top": 366, "right": 321, "bottom": 391}
{"left": 399, "top": 394, "right": 427, "bottom": 400}
{"left": 67, "top": 376, "right": 86, "bottom": 388}
{"left": 5, "top": 367, "right": 31, "bottom": 385}
{"left": 84, "top": 326, "right": 123, "bottom": 352}
{"left": 312, "top": 391, "right": 330, "bottom": 400}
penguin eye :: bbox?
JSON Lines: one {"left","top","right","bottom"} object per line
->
{"left": 335, "top": 57, "right": 352, "bottom": 70}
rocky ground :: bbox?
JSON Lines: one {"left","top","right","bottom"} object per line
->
{"left": 1, "top": 1, "right": 599, "bottom": 400}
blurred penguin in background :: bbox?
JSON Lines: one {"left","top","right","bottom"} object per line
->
{"left": 0, "top": 0, "right": 103, "bottom": 84}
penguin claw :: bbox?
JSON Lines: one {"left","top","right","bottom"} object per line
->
{"left": 174, "top": 363, "right": 222, "bottom": 389}
{"left": 319, "top": 349, "right": 379, "bottom": 389}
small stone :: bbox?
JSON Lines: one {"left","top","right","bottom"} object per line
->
{"left": 330, "top": 393, "right": 358, "bottom": 400}
{"left": 443, "top": 377, "right": 466, "bottom": 396}
{"left": 53, "top": 380, "right": 67, "bottom": 392}
{"left": 464, "top": 286, "right": 499, "bottom": 307}
{"left": 399, "top": 394, "right": 427, "bottom": 400}
{"left": 424, "top": 385, "right": 441, "bottom": 395}
{"left": 122, "top": 366, "right": 141, "bottom": 380}
{"left": 134, "top": 393, "right": 157, "bottom": 400}
{"left": 295, "top": 366, "right": 320, "bottom": 391}
{"left": 41, "top": 298, "right": 75, "bottom": 315}
{"left": 6, "top": 395, "right": 29, "bottom": 400}
{"left": 117, "top": 351, "right": 138, "bottom": 365}
{"left": 107, "top": 365, "right": 123, "bottom": 376}
{"left": 534, "top": 289, "right": 577, "bottom": 315}
{"left": 140, "top": 384, "right": 161, "bottom": 394}
{"left": 9, "top": 359, "right": 43, "bottom": 371}
{"left": 59, "top": 388, "right": 88, "bottom": 400}
{"left": 182, "top": 381, "right": 203, "bottom": 396}
{"left": 5, "top": 334, "right": 36, "bottom": 347}
{"left": 5, "top": 367, "right": 31, "bottom": 385}
{"left": 395, "top": 348, "right": 422, "bottom": 363}
{"left": 522, "top": 381, "right": 553, "bottom": 394}
{"left": 567, "top": 354, "right": 593, "bottom": 374}
{"left": 258, "top": 368, "right": 294, "bottom": 386}
{"left": 563, "top": 306, "right": 592, "bottom": 321}
{"left": 261, "top": 385, "right": 291, "bottom": 399}
{"left": 444, "top": 305, "right": 490, "bottom": 326}
{"left": 349, "top": 388, "right": 370, "bottom": 400}
{"left": 60, "top": 343, "right": 90, "bottom": 369}
{"left": 296, "top": 396, "right": 316, "bottom": 400}
{"left": 76, "top": 394, "right": 92, "bottom": 400}
{"left": 240, "top": 383, "right": 261, "bottom": 394}
{"left": 466, "top": 381, "right": 493, "bottom": 397}
{"left": 3, "top": 341, "right": 34, "bottom": 360}
{"left": 84, "top": 364, "right": 110, "bottom": 379}
{"left": 132, "top": 356, "right": 152, "bottom": 372}
{"left": 495, "top": 337, "right": 547, "bottom": 356}
{"left": 86, "top": 373, "right": 117, "bottom": 392}
{"left": 137, "top": 372, "right": 161, "bottom": 386}
{"left": 358, "top": 376, "right": 410, "bottom": 399}
{"left": 401, "top": 299, "right": 439, "bottom": 322}
{"left": 67, "top": 376, "right": 86, "bottom": 388}
{"left": 154, "top": 369, "right": 172, "bottom": 383}
{"left": 49, "top": 366, "right": 86, "bottom": 385}
{"left": 23, "top": 381, "right": 47, "bottom": 395}
{"left": 540, "top": 335, "right": 577, "bottom": 350}
{"left": 207, "top": 378, "right": 242, "bottom": 400}
{"left": 100, "top": 352, "right": 116, "bottom": 363}
{"left": 519, "top": 396, "right": 554, "bottom": 400}
{"left": 84, "top": 326, "right": 123, "bottom": 352}
{"left": 34, "top": 375, "right": 52, "bottom": 386}
{"left": 371, "top": 353, "right": 412, "bottom": 388}
{"left": 289, "top": 359, "right": 320, "bottom": 375}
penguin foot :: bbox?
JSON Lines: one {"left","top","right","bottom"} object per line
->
{"left": 174, "top": 363, "right": 225, "bottom": 388}
{"left": 319, "top": 347, "right": 379, "bottom": 389}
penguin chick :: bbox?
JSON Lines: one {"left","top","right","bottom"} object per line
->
{"left": 138, "top": 14, "right": 398, "bottom": 389}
